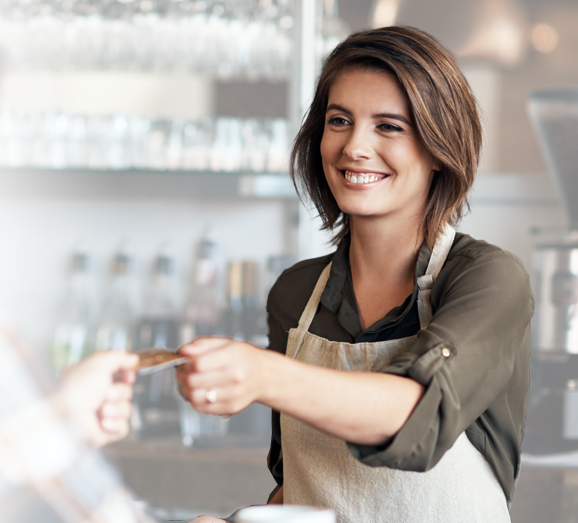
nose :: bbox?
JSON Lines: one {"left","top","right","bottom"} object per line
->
{"left": 342, "top": 125, "right": 374, "bottom": 161}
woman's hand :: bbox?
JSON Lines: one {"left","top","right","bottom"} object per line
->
{"left": 176, "top": 337, "right": 272, "bottom": 416}
{"left": 191, "top": 516, "right": 226, "bottom": 523}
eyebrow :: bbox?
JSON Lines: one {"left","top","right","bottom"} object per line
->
{"left": 326, "top": 103, "right": 411, "bottom": 126}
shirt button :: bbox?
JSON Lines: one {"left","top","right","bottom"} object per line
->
{"left": 441, "top": 347, "right": 451, "bottom": 358}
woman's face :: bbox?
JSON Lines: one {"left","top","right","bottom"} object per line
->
{"left": 320, "top": 67, "right": 441, "bottom": 228}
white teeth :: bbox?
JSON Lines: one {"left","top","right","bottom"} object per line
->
{"left": 344, "top": 171, "right": 383, "bottom": 184}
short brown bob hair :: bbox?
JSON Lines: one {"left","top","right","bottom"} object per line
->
{"left": 290, "top": 26, "right": 482, "bottom": 248}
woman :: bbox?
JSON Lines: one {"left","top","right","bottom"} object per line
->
{"left": 177, "top": 26, "right": 533, "bottom": 522}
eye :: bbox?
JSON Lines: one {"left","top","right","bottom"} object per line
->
{"left": 327, "top": 116, "right": 350, "bottom": 127}
{"left": 378, "top": 122, "right": 404, "bottom": 133}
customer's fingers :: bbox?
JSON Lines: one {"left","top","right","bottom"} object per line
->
{"left": 99, "top": 399, "right": 132, "bottom": 420}
{"left": 104, "top": 382, "right": 133, "bottom": 402}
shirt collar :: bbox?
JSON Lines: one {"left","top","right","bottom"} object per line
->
{"left": 320, "top": 234, "right": 432, "bottom": 335}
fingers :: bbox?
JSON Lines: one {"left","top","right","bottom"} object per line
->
{"left": 98, "top": 383, "right": 133, "bottom": 440}
{"left": 99, "top": 416, "right": 130, "bottom": 442}
{"left": 85, "top": 350, "right": 139, "bottom": 374}
{"left": 185, "top": 368, "right": 238, "bottom": 390}
{"left": 98, "top": 395, "right": 132, "bottom": 440}
{"left": 179, "top": 336, "right": 232, "bottom": 357}
{"left": 113, "top": 367, "right": 137, "bottom": 385}
{"left": 104, "top": 382, "right": 133, "bottom": 402}
{"left": 176, "top": 337, "right": 263, "bottom": 415}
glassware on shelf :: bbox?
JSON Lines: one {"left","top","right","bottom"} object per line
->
{"left": 0, "top": 0, "right": 295, "bottom": 81}
{"left": 0, "top": 110, "right": 290, "bottom": 173}
{"left": 51, "top": 251, "right": 94, "bottom": 374}
{"left": 95, "top": 250, "right": 134, "bottom": 352}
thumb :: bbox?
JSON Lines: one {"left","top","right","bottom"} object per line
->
{"left": 84, "top": 350, "right": 139, "bottom": 375}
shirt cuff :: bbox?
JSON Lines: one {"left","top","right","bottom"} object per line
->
{"left": 347, "top": 341, "right": 455, "bottom": 471}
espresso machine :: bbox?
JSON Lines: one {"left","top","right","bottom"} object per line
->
{"left": 523, "top": 88, "right": 578, "bottom": 453}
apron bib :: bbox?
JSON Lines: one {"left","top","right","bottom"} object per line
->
{"left": 280, "top": 225, "right": 510, "bottom": 523}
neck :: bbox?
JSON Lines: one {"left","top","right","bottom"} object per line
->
{"left": 348, "top": 214, "right": 424, "bottom": 284}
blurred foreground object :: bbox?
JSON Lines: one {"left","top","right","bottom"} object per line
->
{"left": 524, "top": 88, "right": 578, "bottom": 453}
{"left": 0, "top": 328, "right": 151, "bottom": 523}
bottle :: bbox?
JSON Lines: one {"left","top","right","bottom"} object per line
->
{"left": 221, "top": 260, "right": 245, "bottom": 339}
{"left": 182, "top": 231, "right": 221, "bottom": 344}
{"left": 241, "top": 260, "right": 267, "bottom": 348}
{"left": 134, "top": 249, "right": 181, "bottom": 439}
{"left": 223, "top": 260, "right": 270, "bottom": 443}
{"left": 95, "top": 251, "right": 134, "bottom": 352}
{"left": 51, "top": 251, "right": 93, "bottom": 374}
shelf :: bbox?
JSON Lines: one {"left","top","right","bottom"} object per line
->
{"left": 0, "top": 168, "right": 297, "bottom": 200}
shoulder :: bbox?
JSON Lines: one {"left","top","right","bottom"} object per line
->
{"left": 447, "top": 232, "right": 528, "bottom": 277}
{"left": 435, "top": 231, "right": 533, "bottom": 307}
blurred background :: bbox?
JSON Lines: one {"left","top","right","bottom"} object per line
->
{"left": 1, "top": 0, "right": 578, "bottom": 521}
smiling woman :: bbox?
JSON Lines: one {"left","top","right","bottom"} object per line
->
{"left": 292, "top": 26, "right": 481, "bottom": 250}
{"left": 176, "top": 26, "right": 533, "bottom": 523}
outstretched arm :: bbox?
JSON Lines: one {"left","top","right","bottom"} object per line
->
{"left": 177, "top": 337, "right": 423, "bottom": 445}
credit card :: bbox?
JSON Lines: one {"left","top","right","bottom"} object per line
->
{"left": 137, "top": 348, "right": 189, "bottom": 375}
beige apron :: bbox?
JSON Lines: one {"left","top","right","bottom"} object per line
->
{"left": 280, "top": 225, "right": 510, "bottom": 523}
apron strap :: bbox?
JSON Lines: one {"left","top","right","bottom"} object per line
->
{"left": 295, "top": 224, "right": 456, "bottom": 334}
{"left": 296, "top": 262, "right": 333, "bottom": 332}
{"left": 424, "top": 223, "right": 456, "bottom": 282}
{"left": 416, "top": 223, "right": 456, "bottom": 329}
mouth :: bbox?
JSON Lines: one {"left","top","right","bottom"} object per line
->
{"left": 341, "top": 170, "right": 389, "bottom": 184}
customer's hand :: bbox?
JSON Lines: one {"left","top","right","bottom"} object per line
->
{"left": 55, "top": 350, "right": 139, "bottom": 447}
{"left": 191, "top": 516, "right": 226, "bottom": 523}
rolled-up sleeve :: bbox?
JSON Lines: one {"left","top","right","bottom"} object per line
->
{"left": 348, "top": 247, "right": 534, "bottom": 476}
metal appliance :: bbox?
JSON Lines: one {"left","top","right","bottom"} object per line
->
{"left": 524, "top": 88, "right": 578, "bottom": 453}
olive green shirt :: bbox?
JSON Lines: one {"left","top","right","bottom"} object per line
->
{"left": 266, "top": 232, "right": 534, "bottom": 503}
